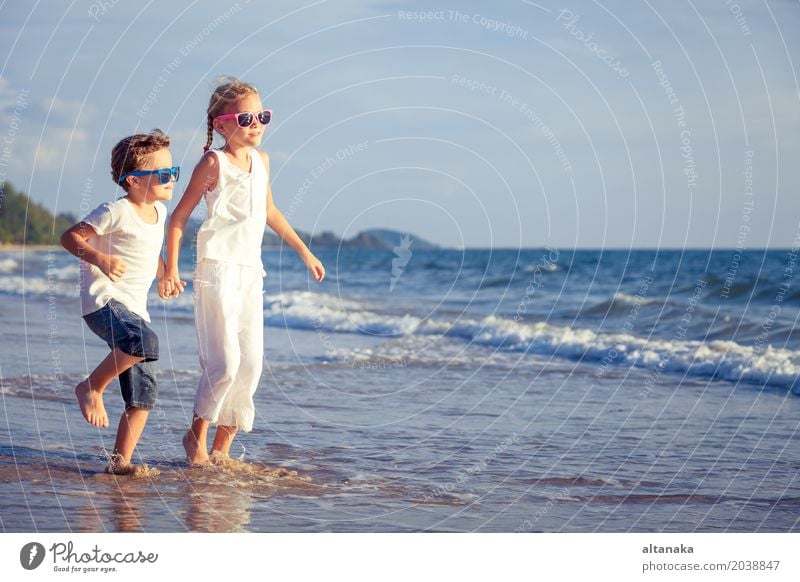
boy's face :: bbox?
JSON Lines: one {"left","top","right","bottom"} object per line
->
{"left": 127, "top": 147, "right": 175, "bottom": 203}
{"left": 216, "top": 93, "right": 265, "bottom": 149}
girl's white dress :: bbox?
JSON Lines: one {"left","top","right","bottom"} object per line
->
{"left": 193, "top": 148, "right": 267, "bottom": 432}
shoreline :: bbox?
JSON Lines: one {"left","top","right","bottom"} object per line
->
{"left": 4, "top": 244, "right": 799, "bottom": 253}
{"left": 0, "top": 243, "right": 59, "bottom": 251}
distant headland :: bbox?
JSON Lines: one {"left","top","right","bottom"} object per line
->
{"left": 0, "top": 181, "right": 440, "bottom": 250}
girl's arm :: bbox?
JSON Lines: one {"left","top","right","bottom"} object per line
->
{"left": 163, "top": 153, "right": 219, "bottom": 296}
{"left": 261, "top": 152, "right": 325, "bottom": 283}
{"left": 60, "top": 222, "right": 127, "bottom": 282}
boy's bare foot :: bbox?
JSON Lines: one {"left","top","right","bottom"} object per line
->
{"left": 75, "top": 380, "right": 109, "bottom": 428}
{"left": 105, "top": 455, "right": 160, "bottom": 479}
{"left": 183, "top": 430, "right": 209, "bottom": 466}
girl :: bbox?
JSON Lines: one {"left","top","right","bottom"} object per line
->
{"left": 164, "top": 78, "right": 325, "bottom": 465}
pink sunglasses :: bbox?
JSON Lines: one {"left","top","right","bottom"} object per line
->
{"left": 214, "top": 109, "right": 272, "bottom": 127}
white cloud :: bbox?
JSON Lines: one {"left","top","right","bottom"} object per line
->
{"left": 42, "top": 95, "right": 92, "bottom": 124}
{"left": 0, "top": 76, "right": 91, "bottom": 183}
{"left": 0, "top": 76, "right": 17, "bottom": 111}
{"left": 33, "top": 128, "right": 89, "bottom": 170}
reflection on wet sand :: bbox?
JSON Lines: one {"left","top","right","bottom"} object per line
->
{"left": 78, "top": 470, "right": 161, "bottom": 532}
{"left": 1, "top": 447, "right": 406, "bottom": 532}
{"left": 185, "top": 489, "right": 252, "bottom": 532}
{"left": 72, "top": 498, "right": 105, "bottom": 533}
{"left": 177, "top": 457, "right": 317, "bottom": 532}
{"left": 107, "top": 487, "right": 146, "bottom": 532}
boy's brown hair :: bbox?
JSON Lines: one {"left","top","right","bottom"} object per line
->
{"left": 111, "top": 129, "right": 171, "bottom": 191}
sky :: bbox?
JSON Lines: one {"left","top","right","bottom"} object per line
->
{"left": 0, "top": 0, "right": 798, "bottom": 249}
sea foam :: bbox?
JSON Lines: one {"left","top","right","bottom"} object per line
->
{"left": 262, "top": 291, "right": 800, "bottom": 390}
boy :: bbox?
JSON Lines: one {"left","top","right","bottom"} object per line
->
{"left": 61, "top": 129, "right": 180, "bottom": 475}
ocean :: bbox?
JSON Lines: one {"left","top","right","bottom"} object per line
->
{"left": 0, "top": 246, "right": 798, "bottom": 532}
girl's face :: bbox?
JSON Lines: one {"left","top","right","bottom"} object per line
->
{"left": 216, "top": 93, "right": 266, "bottom": 149}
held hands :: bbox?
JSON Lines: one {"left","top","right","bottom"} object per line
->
{"left": 159, "top": 267, "right": 187, "bottom": 299}
{"left": 303, "top": 252, "right": 325, "bottom": 283}
{"left": 99, "top": 254, "right": 127, "bottom": 282}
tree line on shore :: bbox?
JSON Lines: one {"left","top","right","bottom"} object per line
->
{"left": 0, "top": 181, "right": 76, "bottom": 244}
{"left": 0, "top": 180, "right": 437, "bottom": 250}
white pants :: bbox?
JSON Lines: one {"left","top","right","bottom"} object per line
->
{"left": 193, "top": 260, "right": 264, "bottom": 432}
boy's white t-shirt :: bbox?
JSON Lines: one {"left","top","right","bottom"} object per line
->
{"left": 80, "top": 197, "right": 166, "bottom": 323}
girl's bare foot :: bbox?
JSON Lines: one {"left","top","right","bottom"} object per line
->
{"left": 209, "top": 450, "right": 231, "bottom": 466}
{"left": 183, "top": 430, "right": 209, "bottom": 466}
{"left": 209, "top": 450, "right": 248, "bottom": 469}
{"left": 75, "top": 380, "right": 109, "bottom": 428}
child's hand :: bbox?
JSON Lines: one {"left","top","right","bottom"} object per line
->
{"left": 157, "top": 277, "right": 170, "bottom": 299}
{"left": 98, "top": 254, "right": 127, "bottom": 282}
{"left": 303, "top": 253, "right": 325, "bottom": 283}
{"left": 160, "top": 267, "right": 187, "bottom": 299}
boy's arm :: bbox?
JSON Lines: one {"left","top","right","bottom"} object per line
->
{"left": 156, "top": 255, "right": 168, "bottom": 299}
{"left": 261, "top": 152, "right": 325, "bottom": 282}
{"left": 60, "top": 222, "right": 127, "bottom": 282}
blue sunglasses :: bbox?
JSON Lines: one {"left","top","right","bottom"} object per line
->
{"left": 118, "top": 166, "right": 180, "bottom": 185}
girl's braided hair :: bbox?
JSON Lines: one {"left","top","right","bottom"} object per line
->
{"left": 204, "top": 76, "right": 259, "bottom": 153}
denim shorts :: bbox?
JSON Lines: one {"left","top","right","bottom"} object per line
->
{"left": 83, "top": 299, "right": 159, "bottom": 409}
